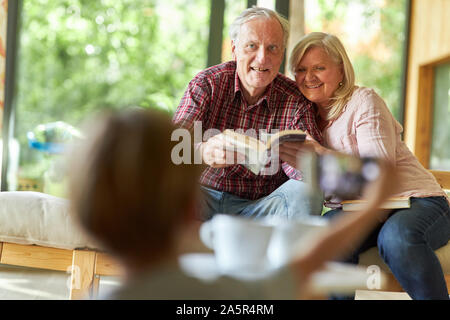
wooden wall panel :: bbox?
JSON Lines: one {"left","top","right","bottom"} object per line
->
{"left": 404, "top": 0, "right": 450, "bottom": 160}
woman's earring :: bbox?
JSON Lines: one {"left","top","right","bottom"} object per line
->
{"left": 339, "top": 82, "right": 343, "bottom": 86}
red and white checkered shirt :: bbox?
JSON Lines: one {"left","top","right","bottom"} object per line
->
{"left": 173, "top": 61, "right": 322, "bottom": 200}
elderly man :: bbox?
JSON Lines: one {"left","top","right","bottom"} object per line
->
{"left": 173, "top": 7, "right": 323, "bottom": 220}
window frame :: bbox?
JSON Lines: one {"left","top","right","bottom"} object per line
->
{"left": 2, "top": 0, "right": 22, "bottom": 191}
{"left": 414, "top": 55, "right": 450, "bottom": 168}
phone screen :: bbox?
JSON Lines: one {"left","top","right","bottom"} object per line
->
{"left": 300, "top": 152, "right": 381, "bottom": 201}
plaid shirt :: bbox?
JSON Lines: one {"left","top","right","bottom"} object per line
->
{"left": 173, "top": 61, "right": 322, "bottom": 200}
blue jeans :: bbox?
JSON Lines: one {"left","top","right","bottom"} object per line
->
{"left": 199, "top": 179, "right": 324, "bottom": 220}
{"left": 324, "top": 196, "right": 450, "bottom": 300}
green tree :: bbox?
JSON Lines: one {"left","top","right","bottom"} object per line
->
{"left": 14, "top": 0, "right": 209, "bottom": 186}
{"left": 306, "top": 0, "right": 406, "bottom": 120}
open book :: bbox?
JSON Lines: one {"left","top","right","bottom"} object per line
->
{"left": 222, "top": 129, "right": 306, "bottom": 174}
{"left": 342, "top": 197, "right": 411, "bottom": 212}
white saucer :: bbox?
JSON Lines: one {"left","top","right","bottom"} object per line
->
{"left": 178, "top": 253, "right": 277, "bottom": 281}
{"left": 179, "top": 253, "right": 379, "bottom": 294}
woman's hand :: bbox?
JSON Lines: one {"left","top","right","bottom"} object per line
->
{"left": 279, "top": 131, "right": 330, "bottom": 169}
{"left": 279, "top": 141, "right": 314, "bottom": 169}
{"left": 305, "top": 131, "right": 329, "bottom": 155}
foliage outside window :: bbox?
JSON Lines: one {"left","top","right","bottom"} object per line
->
{"left": 13, "top": 0, "right": 209, "bottom": 196}
{"left": 221, "top": 0, "right": 247, "bottom": 62}
{"left": 305, "top": 0, "right": 406, "bottom": 121}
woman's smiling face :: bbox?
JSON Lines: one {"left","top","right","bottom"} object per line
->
{"left": 294, "top": 46, "right": 343, "bottom": 108}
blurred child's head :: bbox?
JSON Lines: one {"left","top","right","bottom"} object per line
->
{"left": 68, "top": 108, "right": 201, "bottom": 268}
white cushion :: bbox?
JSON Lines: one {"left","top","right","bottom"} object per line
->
{"left": 0, "top": 191, "right": 99, "bottom": 250}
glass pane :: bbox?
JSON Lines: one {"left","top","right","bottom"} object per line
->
{"left": 430, "top": 62, "right": 450, "bottom": 170}
{"left": 304, "top": 0, "right": 406, "bottom": 121}
{"left": 11, "top": 0, "right": 209, "bottom": 197}
{"left": 222, "top": 0, "right": 247, "bottom": 62}
{"left": 257, "top": 0, "right": 275, "bottom": 10}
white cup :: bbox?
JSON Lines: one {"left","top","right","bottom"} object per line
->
{"left": 199, "top": 214, "right": 274, "bottom": 274}
{"left": 266, "top": 216, "right": 329, "bottom": 268}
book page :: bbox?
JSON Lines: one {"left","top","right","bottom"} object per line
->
{"left": 266, "top": 130, "right": 306, "bottom": 149}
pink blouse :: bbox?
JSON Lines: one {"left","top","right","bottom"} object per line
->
{"left": 322, "top": 86, "right": 448, "bottom": 202}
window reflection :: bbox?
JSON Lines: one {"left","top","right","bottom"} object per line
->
{"left": 430, "top": 63, "right": 450, "bottom": 170}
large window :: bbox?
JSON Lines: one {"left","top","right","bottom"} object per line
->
{"left": 3, "top": 0, "right": 408, "bottom": 197}
{"left": 10, "top": 0, "right": 209, "bottom": 196}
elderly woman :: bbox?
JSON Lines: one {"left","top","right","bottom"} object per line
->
{"left": 282, "top": 32, "right": 450, "bottom": 300}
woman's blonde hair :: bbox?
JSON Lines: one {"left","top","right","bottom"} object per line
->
{"left": 289, "top": 32, "right": 355, "bottom": 121}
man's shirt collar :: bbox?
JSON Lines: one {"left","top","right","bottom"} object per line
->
{"left": 233, "top": 70, "right": 275, "bottom": 112}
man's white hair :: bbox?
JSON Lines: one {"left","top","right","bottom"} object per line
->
{"left": 229, "top": 6, "right": 289, "bottom": 48}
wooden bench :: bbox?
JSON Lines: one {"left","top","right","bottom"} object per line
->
{"left": 0, "top": 242, "right": 123, "bottom": 299}
{"left": 357, "top": 170, "right": 450, "bottom": 295}
{"left": 0, "top": 191, "right": 124, "bottom": 299}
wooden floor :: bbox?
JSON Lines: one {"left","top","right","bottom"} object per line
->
{"left": 355, "top": 290, "right": 411, "bottom": 300}
{"left": 0, "top": 263, "right": 418, "bottom": 300}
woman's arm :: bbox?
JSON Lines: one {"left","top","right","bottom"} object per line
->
{"left": 353, "top": 90, "right": 398, "bottom": 162}
{"left": 288, "top": 157, "right": 396, "bottom": 296}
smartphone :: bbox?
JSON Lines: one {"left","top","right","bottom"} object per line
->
{"left": 300, "top": 152, "right": 381, "bottom": 201}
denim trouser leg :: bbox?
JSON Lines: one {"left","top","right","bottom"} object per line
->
{"left": 199, "top": 186, "right": 224, "bottom": 220}
{"left": 199, "top": 179, "right": 324, "bottom": 221}
{"left": 323, "top": 209, "right": 383, "bottom": 264}
{"left": 324, "top": 196, "right": 450, "bottom": 300}
{"left": 377, "top": 196, "right": 450, "bottom": 300}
